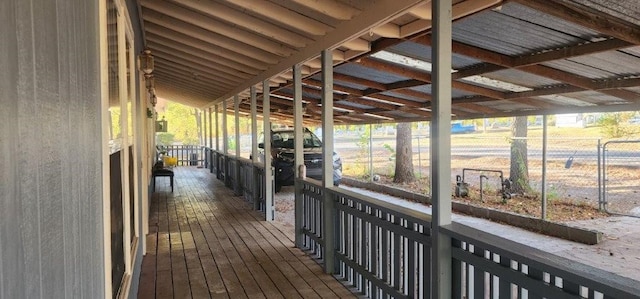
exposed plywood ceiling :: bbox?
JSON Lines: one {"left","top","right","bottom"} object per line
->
{"left": 139, "top": 0, "right": 640, "bottom": 124}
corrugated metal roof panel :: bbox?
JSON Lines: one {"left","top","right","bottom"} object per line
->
{"left": 453, "top": 2, "right": 603, "bottom": 56}
{"left": 483, "top": 69, "right": 561, "bottom": 88}
{"left": 570, "top": 0, "right": 640, "bottom": 25}
{"left": 334, "top": 80, "right": 368, "bottom": 91}
{"left": 543, "top": 60, "right": 616, "bottom": 79}
{"left": 562, "top": 90, "right": 632, "bottom": 105}
{"left": 565, "top": 51, "right": 640, "bottom": 78}
{"left": 335, "top": 100, "right": 372, "bottom": 110}
{"left": 406, "top": 84, "right": 475, "bottom": 98}
{"left": 537, "top": 94, "right": 597, "bottom": 107}
{"left": 335, "top": 63, "right": 410, "bottom": 83}
{"left": 621, "top": 46, "right": 640, "bottom": 57}
{"left": 379, "top": 91, "right": 427, "bottom": 103}
{"left": 482, "top": 100, "right": 537, "bottom": 111}
{"left": 386, "top": 41, "right": 482, "bottom": 69}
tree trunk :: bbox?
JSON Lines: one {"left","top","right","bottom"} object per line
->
{"left": 394, "top": 122, "right": 415, "bottom": 183}
{"left": 194, "top": 109, "right": 203, "bottom": 145}
{"left": 509, "top": 116, "right": 529, "bottom": 193}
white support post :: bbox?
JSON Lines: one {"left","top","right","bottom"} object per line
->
{"left": 222, "top": 100, "right": 228, "bottom": 184}
{"left": 293, "top": 64, "right": 304, "bottom": 248}
{"left": 263, "top": 81, "right": 274, "bottom": 221}
{"left": 234, "top": 95, "right": 241, "bottom": 195}
{"left": 201, "top": 109, "right": 206, "bottom": 147}
{"left": 208, "top": 107, "right": 213, "bottom": 173}
{"left": 215, "top": 104, "right": 220, "bottom": 178}
{"left": 250, "top": 86, "right": 260, "bottom": 210}
{"left": 321, "top": 49, "right": 335, "bottom": 274}
{"left": 222, "top": 100, "right": 228, "bottom": 155}
{"left": 208, "top": 107, "right": 213, "bottom": 149}
{"left": 431, "top": 0, "right": 453, "bottom": 298}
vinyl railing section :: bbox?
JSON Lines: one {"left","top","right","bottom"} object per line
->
{"left": 295, "top": 179, "right": 640, "bottom": 299}
{"left": 212, "top": 152, "right": 267, "bottom": 213}
{"left": 442, "top": 223, "right": 640, "bottom": 299}
{"left": 297, "top": 178, "right": 432, "bottom": 298}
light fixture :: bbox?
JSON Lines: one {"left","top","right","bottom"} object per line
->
{"left": 150, "top": 92, "right": 157, "bottom": 106}
{"left": 139, "top": 49, "right": 154, "bottom": 75}
{"left": 145, "top": 74, "right": 155, "bottom": 90}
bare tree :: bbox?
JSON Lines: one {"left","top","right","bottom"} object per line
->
{"left": 394, "top": 122, "right": 416, "bottom": 183}
{"left": 509, "top": 116, "right": 530, "bottom": 193}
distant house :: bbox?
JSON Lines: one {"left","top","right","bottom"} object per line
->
{"left": 555, "top": 113, "right": 601, "bottom": 128}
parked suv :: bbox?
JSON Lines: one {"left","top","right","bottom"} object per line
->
{"left": 259, "top": 128, "right": 342, "bottom": 192}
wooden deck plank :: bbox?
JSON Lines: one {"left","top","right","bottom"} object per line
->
{"left": 220, "top": 196, "right": 354, "bottom": 298}
{"left": 139, "top": 167, "right": 358, "bottom": 299}
{"left": 212, "top": 196, "right": 321, "bottom": 299}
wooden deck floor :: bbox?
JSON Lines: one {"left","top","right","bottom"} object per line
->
{"left": 138, "top": 167, "right": 357, "bottom": 299}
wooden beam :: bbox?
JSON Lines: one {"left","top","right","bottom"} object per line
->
{"left": 513, "top": 38, "right": 633, "bottom": 67}
{"left": 517, "top": 65, "right": 596, "bottom": 89}
{"left": 511, "top": 0, "right": 640, "bottom": 45}
{"left": 456, "top": 102, "right": 500, "bottom": 115}
{"left": 356, "top": 57, "right": 432, "bottom": 81}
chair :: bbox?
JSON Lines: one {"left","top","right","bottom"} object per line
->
{"left": 152, "top": 161, "right": 174, "bottom": 192}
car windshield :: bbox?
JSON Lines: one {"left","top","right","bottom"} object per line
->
{"left": 272, "top": 131, "right": 322, "bottom": 148}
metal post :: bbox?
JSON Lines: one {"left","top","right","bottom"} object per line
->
{"left": 321, "top": 49, "right": 336, "bottom": 274}
{"left": 431, "top": 0, "right": 453, "bottom": 297}
{"left": 369, "top": 123, "right": 373, "bottom": 182}
{"left": 251, "top": 86, "right": 260, "bottom": 210}
{"left": 541, "top": 115, "right": 548, "bottom": 220}
{"left": 417, "top": 135, "right": 422, "bottom": 178}
{"left": 597, "top": 139, "right": 602, "bottom": 210}
{"left": 293, "top": 64, "right": 304, "bottom": 248}
{"left": 263, "top": 80, "right": 274, "bottom": 221}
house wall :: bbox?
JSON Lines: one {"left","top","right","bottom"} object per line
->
{"left": 124, "top": 0, "right": 147, "bottom": 297}
{"left": 0, "top": 0, "right": 104, "bottom": 298}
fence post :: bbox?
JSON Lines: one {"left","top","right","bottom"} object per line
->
{"left": 597, "top": 139, "right": 603, "bottom": 211}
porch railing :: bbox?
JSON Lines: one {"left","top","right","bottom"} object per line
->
{"left": 212, "top": 152, "right": 267, "bottom": 213}
{"left": 298, "top": 178, "right": 432, "bottom": 298}
{"left": 443, "top": 223, "right": 640, "bottom": 299}
{"left": 295, "top": 179, "right": 640, "bottom": 299}
{"left": 163, "top": 145, "right": 204, "bottom": 166}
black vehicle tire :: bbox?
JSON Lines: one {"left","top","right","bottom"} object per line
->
{"left": 274, "top": 182, "right": 282, "bottom": 193}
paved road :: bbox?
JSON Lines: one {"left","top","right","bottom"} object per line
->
{"left": 334, "top": 136, "right": 640, "bottom": 166}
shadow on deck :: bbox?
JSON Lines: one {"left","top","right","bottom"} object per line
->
{"left": 138, "top": 167, "right": 356, "bottom": 299}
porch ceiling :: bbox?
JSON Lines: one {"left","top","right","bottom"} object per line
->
{"left": 139, "top": 0, "right": 640, "bottom": 124}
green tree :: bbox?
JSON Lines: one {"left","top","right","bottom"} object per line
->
{"left": 161, "top": 101, "right": 199, "bottom": 144}
{"left": 598, "top": 112, "right": 633, "bottom": 138}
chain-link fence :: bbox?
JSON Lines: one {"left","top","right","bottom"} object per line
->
{"left": 335, "top": 127, "right": 609, "bottom": 217}
{"left": 601, "top": 140, "right": 640, "bottom": 216}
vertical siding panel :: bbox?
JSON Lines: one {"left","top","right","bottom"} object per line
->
{"left": 2, "top": 0, "right": 104, "bottom": 297}
{"left": 33, "top": 0, "right": 66, "bottom": 296}
{"left": 57, "top": 0, "right": 75, "bottom": 297}
{"left": 0, "top": 0, "right": 24, "bottom": 298}
{"left": 15, "top": 0, "right": 44, "bottom": 298}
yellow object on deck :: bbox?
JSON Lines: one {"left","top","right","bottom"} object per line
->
{"left": 163, "top": 156, "right": 177, "bottom": 167}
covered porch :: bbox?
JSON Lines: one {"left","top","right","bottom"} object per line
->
{"left": 138, "top": 167, "right": 357, "bottom": 298}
